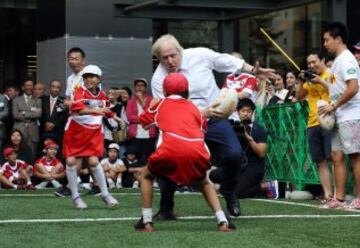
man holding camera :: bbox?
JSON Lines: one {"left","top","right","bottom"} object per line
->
{"left": 296, "top": 48, "right": 333, "bottom": 202}
{"left": 210, "top": 98, "right": 277, "bottom": 199}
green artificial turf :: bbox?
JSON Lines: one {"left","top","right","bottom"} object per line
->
{"left": 0, "top": 189, "right": 359, "bottom": 248}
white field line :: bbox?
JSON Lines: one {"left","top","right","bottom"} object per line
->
{"left": 1, "top": 214, "right": 360, "bottom": 224}
{"left": 251, "top": 198, "right": 360, "bottom": 213}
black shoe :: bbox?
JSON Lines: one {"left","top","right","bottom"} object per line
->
{"left": 134, "top": 217, "right": 155, "bottom": 232}
{"left": 87, "top": 185, "right": 101, "bottom": 196}
{"left": 223, "top": 192, "right": 241, "bottom": 217}
{"left": 153, "top": 210, "right": 177, "bottom": 220}
{"left": 54, "top": 187, "right": 71, "bottom": 197}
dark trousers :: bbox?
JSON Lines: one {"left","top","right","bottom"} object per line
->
{"left": 210, "top": 166, "right": 265, "bottom": 199}
{"left": 158, "top": 119, "right": 243, "bottom": 212}
{"left": 129, "top": 138, "right": 156, "bottom": 163}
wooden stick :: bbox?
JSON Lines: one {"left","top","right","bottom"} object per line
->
{"left": 259, "top": 27, "right": 301, "bottom": 72}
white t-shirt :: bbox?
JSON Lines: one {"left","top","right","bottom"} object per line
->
{"left": 66, "top": 71, "right": 84, "bottom": 99}
{"left": 100, "top": 158, "right": 124, "bottom": 170}
{"left": 327, "top": 49, "right": 360, "bottom": 123}
{"left": 151, "top": 47, "right": 245, "bottom": 111}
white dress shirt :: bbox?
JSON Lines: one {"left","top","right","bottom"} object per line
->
{"left": 151, "top": 47, "right": 245, "bottom": 111}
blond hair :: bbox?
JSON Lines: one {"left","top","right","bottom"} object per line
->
{"left": 151, "top": 34, "right": 183, "bottom": 59}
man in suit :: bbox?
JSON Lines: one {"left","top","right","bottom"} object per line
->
{"left": 12, "top": 79, "right": 42, "bottom": 161}
{"left": 0, "top": 93, "right": 9, "bottom": 152}
{"left": 40, "top": 80, "right": 67, "bottom": 155}
{"left": 3, "top": 84, "right": 18, "bottom": 141}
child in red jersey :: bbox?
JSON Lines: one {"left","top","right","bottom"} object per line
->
{"left": 62, "top": 65, "right": 119, "bottom": 209}
{"left": 134, "top": 72, "right": 235, "bottom": 232}
{"left": 1, "top": 147, "right": 34, "bottom": 189}
{"left": 33, "top": 140, "right": 65, "bottom": 189}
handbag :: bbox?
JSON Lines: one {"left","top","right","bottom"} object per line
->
{"left": 111, "top": 125, "right": 128, "bottom": 143}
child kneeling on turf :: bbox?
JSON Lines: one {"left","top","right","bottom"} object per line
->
{"left": 33, "top": 140, "right": 65, "bottom": 189}
{"left": 100, "top": 143, "right": 126, "bottom": 189}
{"left": 134, "top": 72, "right": 234, "bottom": 232}
{"left": 1, "top": 147, "right": 34, "bottom": 189}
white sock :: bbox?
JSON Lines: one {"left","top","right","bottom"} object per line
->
{"left": 92, "top": 164, "right": 109, "bottom": 197}
{"left": 36, "top": 181, "right": 48, "bottom": 189}
{"left": 142, "top": 208, "right": 153, "bottom": 223}
{"left": 116, "top": 175, "right": 122, "bottom": 185}
{"left": 51, "top": 180, "right": 62, "bottom": 189}
{"left": 215, "top": 210, "right": 227, "bottom": 224}
{"left": 66, "top": 165, "right": 80, "bottom": 199}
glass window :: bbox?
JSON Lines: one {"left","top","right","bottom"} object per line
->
{"left": 167, "top": 20, "right": 218, "bottom": 50}
{"left": 237, "top": 2, "right": 322, "bottom": 72}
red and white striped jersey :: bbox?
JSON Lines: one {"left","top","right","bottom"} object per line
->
{"left": 1, "top": 160, "right": 28, "bottom": 179}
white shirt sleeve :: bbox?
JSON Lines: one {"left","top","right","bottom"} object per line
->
{"left": 65, "top": 76, "right": 72, "bottom": 98}
{"left": 151, "top": 68, "right": 165, "bottom": 99}
{"left": 341, "top": 56, "right": 359, "bottom": 82}
{"left": 199, "top": 48, "right": 245, "bottom": 73}
{"left": 100, "top": 158, "right": 108, "bottom": 166}
{"left": 117, "top": 159, "right": 124, "bottom": 166}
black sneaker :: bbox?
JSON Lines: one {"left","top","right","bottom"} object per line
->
{"left": 153, "top": 210, "right": 177, "bottom": 221}
{"left": 134, "top": 217, "right": 155, "bottom": 232}
{"left": 87, "top": 185, "right": 101, "bottom": 196}
{"left": 54, "top": 187, "right": 71, "bottom": 197}
{"left": 222, "top": 191, "right": 241, "bottom": 217}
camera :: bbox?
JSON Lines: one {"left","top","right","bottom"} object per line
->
{"left": 231, "top": 119, "right": 252, "bottom": 135}
{"left": 300, "top": 69, "right": 316, "bottom": 81}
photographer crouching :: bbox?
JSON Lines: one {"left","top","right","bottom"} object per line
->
{"left": 209, "top": 98, "right": 279, "bottom": 199}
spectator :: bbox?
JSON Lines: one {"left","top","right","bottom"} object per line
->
{"left": 120, "top": 86, "right": 132, "bottom": 106}
{"left": 100, "top": 143, "right": 126, "bottom": 189}
{"left": 210, "top": 98, "right": 278, "bottom": 199}
{"left": 0, "top": 93, "right": 9, "bottom": 153}
{"left": 12, "top": 79, "right": 42, "bottom": 159}
{"left": 1, "top": 147, "right": 34, "bottom": 189}
{"left": 39, "top": 80, "right": 67, "bottom": 155}
{"left": 103, "top": 87, "right": 126, "bottom": 150}
{"left": 352, "top": 41, "right": 360, "bottom": 66}
{"left": 33, "top": 82, "right": 46, "bottom": 98}
{"left": 121, "top": 146, "right": 144, "bottom": 188}
{"left": 126, "top": 78, "right": 157, "bottom": 163}
{"left": 3, "top": 84, "right": 18, "bottom": 138}
{"left": 268, "top": 70, "right": 290, "bottom": 105}
{"left": 319, "top": 22, "right": 360, "bottom": 209}
{"left": 65, "top": 47, "right": 86, "bottom": 100}
{"left": 2, "top": 129, "right": 34, "bottom": 165}
{"left": 286, "top": 71, "right": 298, "bottom": 102}
{"left": 296, "top": 48, "right": 333, "bottom": 202}
{"left": 33, "top": 140, "right": 65, "bottom": 189}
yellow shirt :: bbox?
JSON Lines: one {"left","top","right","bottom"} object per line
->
{"left": 303, "top": 69, "right": 331, "bottom": 127}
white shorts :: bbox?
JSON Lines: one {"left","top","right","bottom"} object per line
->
{"left": 332, "top": 119, "right": 360, "bottom": 154}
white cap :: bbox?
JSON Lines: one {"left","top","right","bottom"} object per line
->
{"left": 108, "top": 143, "right": 120, "bottom": 151}
{"left": 82, "top": 65, "right": 102, "bottom": 77}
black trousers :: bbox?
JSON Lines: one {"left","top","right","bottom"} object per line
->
{"left": 210, "top": 166, "right": 265, "bottom": 198}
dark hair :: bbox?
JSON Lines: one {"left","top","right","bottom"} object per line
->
{"left": 22, "top": 79, "right": 34, "bottom": 86}
{"left": 7, "top": 129, "right": 24, "bottom": 148}
{"left": 4, "top": 83, "right": 17, "bottom": 90}
{"left": 325, "top": 53, "right": 335, "bottom": 64}
{"left": 307, "top": 48, "right": 326, "bottom": 61}
{"left": 237, "top": 98, "right": 256, "bottom": 111}
{"left": 67, "top": 47, "right": 86, "bottom": 58}
{"left": 121, "top": 86, "right": 132, "bottom": 98}
{"left": 323, "top": 22, "right": 348, "bottom": 44}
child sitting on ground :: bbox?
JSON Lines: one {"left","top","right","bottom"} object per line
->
{"left": 100, "top": 143, "right": 126, "bottom": 189}
{"left": 1, "top": 147, "right": 35, "bottom": 189}
{"left": 121, "top": 146, "right": 144, "bottom": 189}
{"left": 134, "top": 72, "right": 234, "bottom": 232}
{"left": 33, "top": 140, "right": 65, "bottom": 189}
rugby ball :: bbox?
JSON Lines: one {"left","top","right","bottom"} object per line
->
{"left": 213, "top": 88, "right": 239, "bottom": 118}
{"left": 317, "top": 100, "right": 335, "bottom": 131}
